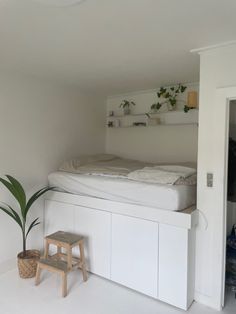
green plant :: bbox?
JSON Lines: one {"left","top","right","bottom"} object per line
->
{"left": 184, "top": 105, "right": 194, "bottom": 113}
{"left": 0, "top": 175, "right": 53, "bottom": 256}
{"left": 119, "top": 100, "right": 136, "bottom": 109}
{"left": 151, "top": 84, "right": 187, "bottom": 112}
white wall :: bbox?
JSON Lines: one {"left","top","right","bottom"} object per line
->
{"left": 106, "top": 83, "right": 199, "bottom": 163}
{"left": 196, "top": 44, "right": 236, "bottom": 309}
{"left": 0, "top": 72, "right": 106, "bottom": 273}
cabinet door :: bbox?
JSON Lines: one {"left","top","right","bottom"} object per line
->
{"left": 111, "top": 214, "right": 158, "bottom": 298}
{"left": 44, "top": 200, "right": 75, "bottom": 235}
{"left": 158, "top": 223, "right": 191, "bottom": 310}
{"left": 44, "top": 200, "right": 75, "bottom": 255}
{"left": 74, "top": 206, "right": 111, "bottom": 279}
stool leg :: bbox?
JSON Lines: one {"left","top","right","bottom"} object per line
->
{"left": 57, "top": 246, "right": 61, "bottom": 261}
{"left": 67, "top": 246, "right": 72, "bottom": 271}
{"left": 62, "top": 273, "right": 67, "bottom": 297}
{"left": 44, "top": 240, "right": 49, "bottom": 259}
{"left": 35, "top": 264, "right": 41, "bottom": 286}
{"left": 79, "top": 241, "right": 88, "bottom": 282}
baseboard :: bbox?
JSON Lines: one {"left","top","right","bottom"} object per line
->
{"left": 0, "top": 258, "right": 16, "bottom": 276}
{"left": 194, "top": 291, "right": 222, "bottom": 311}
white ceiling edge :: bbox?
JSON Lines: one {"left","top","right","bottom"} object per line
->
{"left": 107, "top": 82, "right": 200, "bottom": 100}
{"left": 32, "top": 0, "right": 86, "bottom": 7}
{"left": 190, "top": 40, "right": 236, "bottom": 54}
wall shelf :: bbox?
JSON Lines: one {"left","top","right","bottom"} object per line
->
{"left": 106, "top": 109, "right": 198, "bottom": 128}
{"left": 107, "top": 123, "right": 198, "bottom": 129}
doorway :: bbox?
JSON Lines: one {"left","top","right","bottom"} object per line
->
{"left": 217, "top": 87, "right": 236, "bottom": 309}
{"left": 224, "top": 100, "right": 236, "bottom": 306}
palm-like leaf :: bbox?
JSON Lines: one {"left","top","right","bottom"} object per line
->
{"left": 26, "top": 217, "right": 40, "bottom": 238}
{"left": 25, "top": 186, "right": 54, "bottom": 217}
{"left": 1, "top": 202, "right": 23, "bottom": 229}
{"left": 0, "top": 176, "right": 26, "bottom": 219}
{"left": 0, "top": 205, "right": 23, "bottom": 229}
{"left": 6, "top": 175, "right": 26, "bottom": 211}
{"left": 0, "top": 175, "right": 54, "bottom": 254}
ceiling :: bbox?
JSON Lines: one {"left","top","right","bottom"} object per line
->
{"left": 0, "top": 0, "right": 236, "bottom": 95}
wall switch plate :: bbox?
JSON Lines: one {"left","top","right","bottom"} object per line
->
{"left": 207, "top": 173, "right": 213, "bottom": 187}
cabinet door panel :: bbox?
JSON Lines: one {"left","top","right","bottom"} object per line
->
{"left": 44, "top": 200, "right": 74, "bottom": 235}
{"left": 74, "top": 206, "right": 111, "bottom": 279}
{"left": 159, "top": 223, "right": 189, "bottom": 310}
{"left": 111, "top": 214, "right": 158, "bottom": 298}
{"left": 44, "top": 200, "right": 75, "bottom": 255}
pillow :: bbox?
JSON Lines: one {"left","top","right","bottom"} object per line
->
{"left": 59, "top": 154, "right": 118, "bottom": 172}
{"left": 175, "top": 174, "right": 197, "bottom": 186}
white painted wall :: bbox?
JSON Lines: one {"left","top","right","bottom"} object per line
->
{"left": 106, "top": 83, "right": 199, "bottom": 163}
{"left": 196, "top": 44, "right": 236, "bottom": 309}
{"left": 0, "top": 72, "right": 105, "bottom": 273}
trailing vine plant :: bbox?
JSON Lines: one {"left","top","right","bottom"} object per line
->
{"left": 151, "top": 84, "right": 187, "bottom": 112}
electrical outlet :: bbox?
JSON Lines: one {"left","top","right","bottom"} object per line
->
{"left": 207, "top": 173, "right": 213, "bottom": 187}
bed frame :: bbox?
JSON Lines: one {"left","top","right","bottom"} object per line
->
{"left": 44, "top": 191, "right": 198, "bottom": 310}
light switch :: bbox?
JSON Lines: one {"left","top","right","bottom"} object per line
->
{"left": 207, "top": 173, "right": 213, "bottom": 187}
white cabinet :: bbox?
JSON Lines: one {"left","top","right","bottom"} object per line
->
{"left": 44, "top": 200, "right": 74, "bottom": 235}
{"left": 74, "top": 206, "right": 111, "bottom": 279}
{"left": 44, "top": 200, "right": 111, "bottom": 279}
{"left": 158, "top": 224, "right": 195, "bottom": 310}
{"left": 111, "top": 214, "right": 159, "bottom": 298}
{"left": 44, "top": 194, "right": 197, "bottom": 310}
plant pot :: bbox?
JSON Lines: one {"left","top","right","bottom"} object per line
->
{"left": 17, "top": 250, "right": 40, "bottom": 279}
{"left": 167, "top": 103, "right": 176, "bottom": 111}
{"left": 123, "top": 108, "right": 131, "bottom": 115}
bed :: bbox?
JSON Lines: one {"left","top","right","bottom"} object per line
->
{"left": 48, "top": 171, "right": 196, "bottom": 211}
{"left": 45, "top": 154, "right": 198, "bottom": 310}
{"left": 48, "top": 154, "right": 197, "bottom": 211}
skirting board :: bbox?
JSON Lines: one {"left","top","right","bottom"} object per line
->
{"left": 0, "top": 258, "right": 16, "bottom": 276}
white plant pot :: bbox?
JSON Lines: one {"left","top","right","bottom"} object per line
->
{"left": 123, "top": 108, "right": 131, "bottom": 115}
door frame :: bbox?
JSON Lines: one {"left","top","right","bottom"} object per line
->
{"left": 217, "top": 86, "right": 236, "bottom": 308}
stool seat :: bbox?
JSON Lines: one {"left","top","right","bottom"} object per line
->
{"left": 38, "top": 258, "right": 68, "bottom": 273}
{"left": 46, "top": 231, "right": 83, "bottom": 246}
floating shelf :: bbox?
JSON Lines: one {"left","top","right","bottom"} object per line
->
{"left": 106, "top": 109, "right": 198, "bottom": 128}
{"left": 107, "top": 123, "right": 198, "bottom": 129}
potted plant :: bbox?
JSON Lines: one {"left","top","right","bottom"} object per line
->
{"left": 0, "top": 175, "right": 53, "bottom": 278}
{"left": 119, "top": 100, "right": 136, "bottom": 115}
{"left": 151, "top": 84, "right": 187, "bottom": 112}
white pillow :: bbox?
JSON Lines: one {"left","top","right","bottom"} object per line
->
{"left": 59, "top": 154, "right": 118, "bottom": 172}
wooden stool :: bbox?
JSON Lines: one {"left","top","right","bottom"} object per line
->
{"left": 35, "top": 231, "right": 88, "bottom": 297}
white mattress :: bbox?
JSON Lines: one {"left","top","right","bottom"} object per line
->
{"left": 48, "top": 171, "right": 196, "bottom": 211}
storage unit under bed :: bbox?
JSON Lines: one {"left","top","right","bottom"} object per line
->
{"left": 45, "top": 191, "right": 197, "bottom": 310}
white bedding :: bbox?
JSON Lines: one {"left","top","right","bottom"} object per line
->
{"left": 48, "top": 171, "right": 196, "bottom": 211}
{"left": 127, "top": 165, "right": 196, "bottom": 185}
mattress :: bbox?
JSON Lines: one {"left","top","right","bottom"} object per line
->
{"left": 48, "top": 171, "right": 196, "bottom": 211}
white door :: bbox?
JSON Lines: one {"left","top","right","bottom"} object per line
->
{"left": 111, "top": 214, "right": 158, "bottom": 298}
{"left": 74, "top": 206, "right": 111, "bottom": 279}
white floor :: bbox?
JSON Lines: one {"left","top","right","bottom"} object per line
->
{"left": 0, "top": 269, "right": 235, "bottom": 314}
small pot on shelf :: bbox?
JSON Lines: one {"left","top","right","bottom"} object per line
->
{"left": 119, "top": 100, "right": 136, "bottom": 116}
{"left": 123, "top": 108, "right": 131, "bottom": 115}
